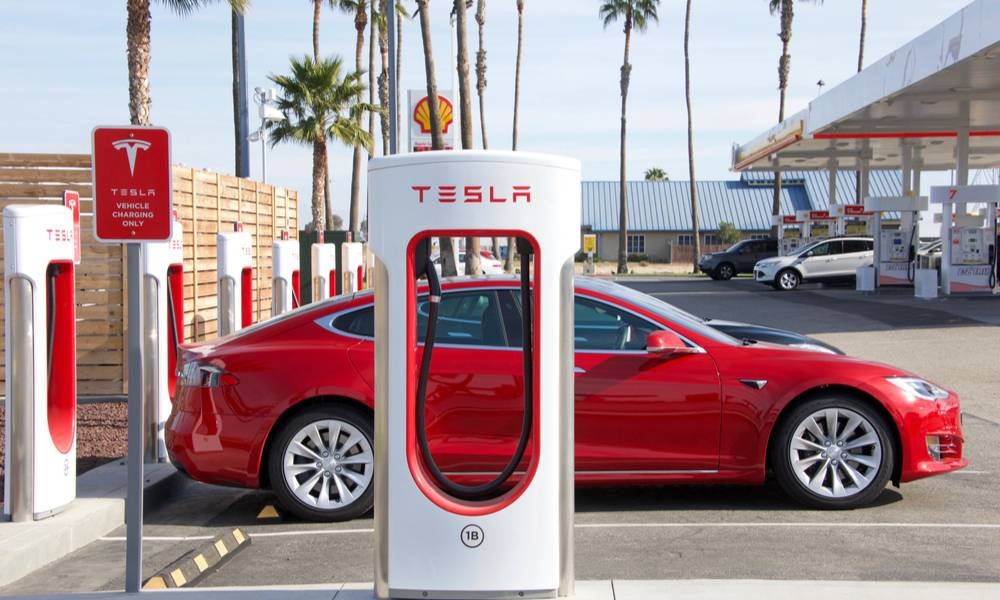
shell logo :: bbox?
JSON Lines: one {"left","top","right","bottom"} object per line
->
{"left": 413, "top": 95, "right": 454, "bottom": 135}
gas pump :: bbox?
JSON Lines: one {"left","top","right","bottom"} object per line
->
{"left": 341, "top": 241, "right": 365, "bottom": 293}
{"left": 774, "top": 214, "right": 804, "bottom": 256}
{"left": 3, "top": 205, "right": 77, "bottom": 521}
{"left": 832, "top": 204, "right": 873, "bottom": 237}
{"left": 311, "top": 242, "right": 338, "bottom": 301}
{"left": 798, "top": 209, "right": 835, "bottom": 247}
{"left": 141, "top": 215, "right": 184, "bottom": 462}
{"left": 866, "top": 194, "right": 928, "bottom": 287}
{"left": 368, "top": 151, "right": 579, "bottom": 599}
{"left": 217, "top": 227, "right": 253, "bottom": 336}
{"left": 931, "top": 185, "right": 999, "bottom": 295}
{"left": 272, "top": 233, "right": 301, "bottom": 316}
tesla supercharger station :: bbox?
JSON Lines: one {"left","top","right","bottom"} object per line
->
{"left": 775, "top": 214, "right": 804, "bottom": 256}
{"left": 931, "top": 185, "right": 999, "bottom": 295}
{"left": 217, "top": 229, "right": 253, "bottom": 336}
{"left": 141, "top": 216, "right": 184, "bottom": 461}
{"left": 311, "top": 242, "right": 338, "bottom": 301}
{"left": 272, "top": 234, "right": 301, "bottom": 316}
{"left": 369, "top": 151, "right": 579, "bottom": 599}
{"left": 3, "top": 205, "right": 77, "bottom": 521}
{"left": 865, "top": 194, "right": 928, "bottom": 288}
{"left": 341, "top": 241, "right": 365, "bottom": 293}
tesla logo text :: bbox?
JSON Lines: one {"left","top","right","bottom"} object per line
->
{"left": 112, "top": 138, "right": 152, "bottom": 177}
{"left": 413, "top": 185, "right": 532, "bottom": 204}
{"left": 46, "top": 228, "right": 74, "bottom": 242}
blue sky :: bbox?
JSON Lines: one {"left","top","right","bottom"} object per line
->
{"left": 2, "top": 1, "right": 971, "bottom": 226}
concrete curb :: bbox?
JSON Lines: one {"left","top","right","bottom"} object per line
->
{"left": 143, "top": 528, "right": 250, "bottom": 589}
{"left": 0, "top": 460, "right": 179, "bottom": 589}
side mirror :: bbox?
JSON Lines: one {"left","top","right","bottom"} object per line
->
{"left": 646, "top": 330, "right": 697, "bottom": 356}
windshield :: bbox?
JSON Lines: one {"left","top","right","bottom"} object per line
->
{"left": 789, "top": 239, "right": 824, "bottom": 256}
{"left": 725, "top": 241, "right": 746, "bottom": 253}
{"left": 579, "top": 278, "right": 738, "bottom": 345}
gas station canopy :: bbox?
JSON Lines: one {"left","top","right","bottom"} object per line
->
{"left": 733, "top": 0, "right": 1000, "bottom": 173}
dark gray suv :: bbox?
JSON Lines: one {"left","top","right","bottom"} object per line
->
{"left": 699, "top": 239, "right": 778, "bottom": 280}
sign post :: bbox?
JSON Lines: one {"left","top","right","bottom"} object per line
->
{"left": 91, "top": 126, "right": 173, "bottom": 593}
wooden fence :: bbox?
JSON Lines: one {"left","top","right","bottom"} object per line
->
{"left": 0, "top": 153, "right": 298, "bottom": 396}
{"left": 669, "top": 243, "right": 729, "bottom": 265}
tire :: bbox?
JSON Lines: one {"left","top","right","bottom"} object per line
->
{"left": 707, "top": 272, "right": 721, "bottom": 281}
{"left": 776, "top": 268, "right": 801, "bottom": 291}
{"left": 268, "top": 404, "right": 375, "bottom": 522}
{"left": 772, "top": 396, "right": 894, "bottom": 509}
{"left": 715, "top": 263, "right": 736, "bottom": 281}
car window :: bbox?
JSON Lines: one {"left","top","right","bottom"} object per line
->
{"left": 825, "top": 240, "right": 845, "bottom": 255}
{"left": 765, "top": 240, "right": 778, "bottom": 252}
{"left": 416, "top": 290, "right": 506, "bottom": 347}
{"left": 806, "top": 242, "right": 831, "bottom": 257}
{"left": 844, "top": 240, "right": 871, "bottom": 253}
{"left": 575, "top": 297, "right": 659, "bottom": 352}
{"left": 331, "top": 307, "right": 374, "bottom": 338}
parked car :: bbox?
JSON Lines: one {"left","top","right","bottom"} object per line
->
{"left": 167, "top": 276, "right": 964, "bottom": 521}
{"left": 754, "top": 237, "right": 874, "bottom": 291}
{"left": 700, "top": 239, "right": 778, "bottom": 280}
{"left": 433, "top": 250, "right": 504, "bottom": 275}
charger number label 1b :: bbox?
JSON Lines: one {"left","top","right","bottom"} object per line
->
{"left": 461, "top": 524, "right": 484, "bottom": 548}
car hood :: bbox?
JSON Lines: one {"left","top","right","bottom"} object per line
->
{"left": 706, "top": 319, "right": 845, "bottom": 355}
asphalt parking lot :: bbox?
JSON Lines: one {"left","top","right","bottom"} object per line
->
{"left": 4, "top": 277, "right": 999, "bottom": 595}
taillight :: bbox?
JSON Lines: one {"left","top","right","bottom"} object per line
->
{"left": 178, "top": 361, "right": 239, "bottom": 388}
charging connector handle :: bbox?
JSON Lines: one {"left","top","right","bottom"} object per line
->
{"left": 415, "top": 240, "right": 534, "bottom": 501}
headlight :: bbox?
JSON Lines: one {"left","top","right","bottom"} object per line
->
{"left": 789, "top": 342, "right": 838, "bottom": 355}
{"left": 179, "top": 361, "right": 238, "bottom": 388}
{"left": 886, "top": 376, "right": 950, "bottom": 401}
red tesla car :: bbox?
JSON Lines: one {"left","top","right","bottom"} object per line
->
{"left": 166, "top": 277, "right": 966, "bottom": 521}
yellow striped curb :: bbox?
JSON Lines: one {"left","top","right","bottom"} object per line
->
{"left": 142, "top": 528, "right": 250, "bottom": 589}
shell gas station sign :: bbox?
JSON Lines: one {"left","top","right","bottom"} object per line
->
{"left": 408, "top": 90, "right": 456, "bottom": 152}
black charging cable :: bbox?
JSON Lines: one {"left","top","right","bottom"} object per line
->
{"left": 166, "top": 271, "right": 184, "bottom": 369}
{"left": 47, "top": 264, "right": 58, "bottom": 381}
{"left": 415, "top": 239, "right": 534, "bottom": 501}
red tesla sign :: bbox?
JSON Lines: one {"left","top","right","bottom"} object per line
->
{"left": 91, "top": 126, "right": 172, "bottom": 242}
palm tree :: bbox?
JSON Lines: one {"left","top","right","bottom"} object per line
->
{"left": 767, "top": 0, "right": 824, "bottom": 234}
{"left": 683, "top": 0, "right": 700, "bottom": 275}
{"left": 600, "top": 0, "right": 659, "bottom": 275}
{"left": 268, "top": 55, "right": 375, "bottom": 233}
{"left": 854, "top": 0, "right": 867, "bottom": 204}
{"left": 454, "top": 0, "right": 482, "bottom": 275}
{"left": 416, "top": 0, "right": 459, "bottom": 276}
{"left": 504, "top": 0, "right": 525, "bottom": 274}
{"left": 310, "top": 0, "right": 344, "bottom": 230}
{"left": 127, "top": 0, "right": 248, "bottom": 126}
{"left": 375, "top": 2, "right": 410, "bottom": 155}
{"left": 473, "top": 0, "right": 499, "bottom": 258}
{"left": 369, "top": 1, "right": 377, "bottom": 159}
{"left": 644, "top": 167, "right": 667, "bottom": 181}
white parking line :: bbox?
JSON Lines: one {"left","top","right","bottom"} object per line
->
{"left": 98, "top": 521, "right": 1000, "bottom": 543}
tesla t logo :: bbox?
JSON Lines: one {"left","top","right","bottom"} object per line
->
{"left": 413, "top": 185, "right": 532, "bottom": 204}
{"left": 112, "top": 138, "right": 152, "bottom": 177}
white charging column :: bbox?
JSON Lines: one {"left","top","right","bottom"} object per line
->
{"left": 311, "top": 243, "right": 338, "bottom": 301}
{"left": 217, "top": 230, "right": 253, "bottom": 336}
{"left": 142, "top": 218, "right": 184, "bottom": 461}
{"left": 3, "top": 205, "right": 77, "bottom": 521}
{"left": 369, "top": 151, "right": 580, "bottom": 599}
{"left": 341, "top": 241, "right": 365, "bottom": 293}
{"left": 272, "top": 238, "right": 300, "bottom": 316}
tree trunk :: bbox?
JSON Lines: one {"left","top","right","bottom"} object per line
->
{"left": 684, "top": 0, "right": 700, "bottom": 275}
{"left": 416, "top": 0, "right": 457, "bottom": 276}
{"left": 378, "top": 0, "right": 390, "bottom": 155}
{"left": 770, "top": 0, "right": 793, "bottom": 238}
{"left": 475, "top": 0, "right": 489, "bottom": 149}
{"left": 505, "top": 0, "right": 525, "bottom": 274}
{"left": 396, "top": 9, "right": 404, "bottom": 148}
{"left": 312, "top": 138, "right": 327, "bottom": 232}
{"left": 616, "top": 16, "right": 633, "bottom": 275}
{"left": 127, "top": 0, "right": 152, "bottom": 126}
{"left": 349, "top": 2, "right": 369, "bottom": 238}
{"left": 312, "top": 0, "right": 321, "bottom": 61}
{"left": 231, "top": 10, "right": 246, "bottom": 178}
{"left": 455, "top": 0, "right": 481, "bottom": 275}
{"left": 369, "top": 2, "right": 377, "bottom": 159}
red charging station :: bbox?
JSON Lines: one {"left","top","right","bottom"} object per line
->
{"left": 142, "top": 215, "right": 184, "bottom": 461}
{"left": 217, "top": 227, "right": 254, "bottom": 335}
{"left": 272, "top": 232, "right": 301, "bottom": 316}
{"left": 3, "top": 204, "right": 78, "bottom": 521}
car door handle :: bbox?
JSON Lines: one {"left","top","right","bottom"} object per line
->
{"left": 574, "top": 367, "right": 586, "bottom": 375}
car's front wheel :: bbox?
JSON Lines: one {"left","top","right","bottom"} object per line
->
{"left": 776, "top": 268, "right": 801, "bottom": 291}
{"left": 715, "top": 263, "right": 736, "bottom": 280}
{"left": 268, "top": 405, "right": 375, "bottom": 522}
{"left": 772, "top": 397, "right": 894, "bottom": 509}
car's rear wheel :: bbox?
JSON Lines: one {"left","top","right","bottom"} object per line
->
{"left": 269, "top": 405, "right": 374, "bottom": 522}
{"left": 776, "top": 268, "right": 801, "bottom": 291}
{"left": 772, "top": 397, "right": 894, "bottom": 509}
{"left": 715, "top": 263, "right": 736, "bottom": 280}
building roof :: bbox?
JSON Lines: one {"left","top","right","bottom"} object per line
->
{"left": 582, "top": 170, "right": 902, "bottom": 232}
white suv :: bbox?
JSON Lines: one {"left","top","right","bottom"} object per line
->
{"left": 754, "top": 237, "right": 874, "bottom": 291}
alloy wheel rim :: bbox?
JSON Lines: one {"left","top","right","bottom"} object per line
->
{"left": 780, "top": 271, "right": 797, "bottom": 289}
{"left": 788, "top": 407, "right": 883, "bottom": 498}
{"left": 720, "top": 265, "right": 734, "bottom": 279}
{"left": 283, "top": 419, "right": 373, "bottom": 510}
